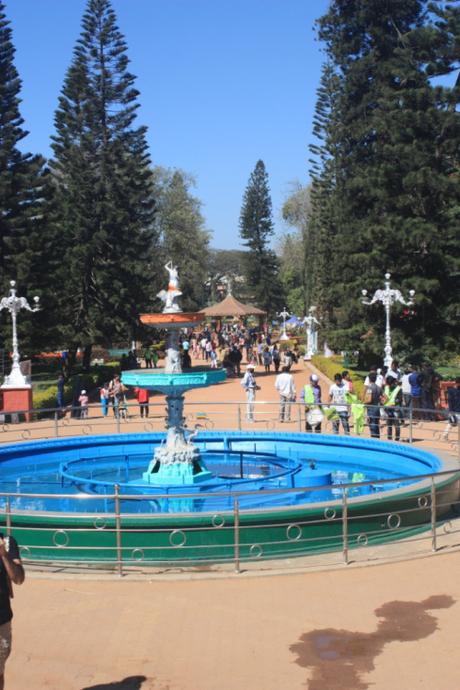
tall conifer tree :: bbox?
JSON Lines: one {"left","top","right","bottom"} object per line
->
{"left": 0, "top": 1, "right": 46, "bottom": 351}
{"left": 50, "top": 0, "right": 156, "bottom": 361}
{"left": 151, "top": 167, "right": 210, "bottom": 311}
{"left": 310, "top": 0, "right": 459, "bottom": 362}
{"left": 239, "top": 160, "right": 283, "bottom": 315}
{"left": 0, "top": 2, "right": 46, "bottom": 287}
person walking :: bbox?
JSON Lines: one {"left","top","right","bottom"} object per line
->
{"left": 283, "top": 349, "right": 293, "bottom": 372}
{"left": 205, "top": 339, "right": 213, "bottom": 362}
{"left": 301, "top": 374, "right": 323, "bottom": 432}
{"left": 241, "top": 363, "right": 257, "bottom": 422}
{"left": 387, "top": 360, "right": 402, "bottom": 382}
{"left": 143, "top": 344, "right": 152, "bottom": 368}
{"left": 442, "top": 377, "right": 460, "bottom": 442}
{"left": 263, "top": 347, "right": 272, "bottom": 373}
{"left": 257, "top": 341, "right": 264, "bottom": 366}
{"left": 342, "top": 371, "right": 353, "bottom": 393}
{"left": 0, "top": 532, "right": 25, "bottom": 690}
{"left": 420, "top": 362, "right": 439, "bottom": 420}
{"left": 328, "top": 373, "right": 350, "bottom": 434}
{"left": 134, "top": 387, "right": 149, "bottom": 418}
{"left": 408, "top": 365, "right": 422, "bottom": 419}
{"left": 56, "top": 373, "right": 65, "bottom": 411}
{"left": 400, "top": 368, "right": 412, "bottom": 416}
{"left": 275, "top": 366, "right": 296, "bottom": 423}
{"left": 78, "top": 390, "right": 89, "bottom": 418}
{"left": 272, "top": 345, "right": 281, "bottom": 373}
{"left": 109, "top": 374, "right": 123, "bottom": 417}
{"left": 364, "top": 372, "right": 382, "bottom": 438}
{"left": 99, "top": 383, "right": 110, "bottom": 417}
{"left": 382, "top": 376, "right": 403, "bottom": 441}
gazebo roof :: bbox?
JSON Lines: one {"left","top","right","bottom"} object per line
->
{"left": 200, "top": 294, "right": 266, "bottom": 317}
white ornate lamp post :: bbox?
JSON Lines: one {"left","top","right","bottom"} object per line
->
{"left": 277, "top": 306, "right": 290, "bottom": 341}
{"left": 361, "top": 273, "right": 414, "bottom": 368}
{"left": 0, "top": 281, "right": 40, "bottom": 388}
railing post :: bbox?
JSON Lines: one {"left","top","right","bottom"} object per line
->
{"left": 234, "top": 496, "right": 240, "bottom": 573}
{"left": 430, "top": 477, "right": 437, "bottom": 552}
{"left": 342, "top": 489, "right": 348, "bottom": 565}
{"left": 115, "top": 484, "right": 123, "bottom": 576}
{"left": 116, "top": 409, "right": 121, "bottom": 434}
{"left": 297, "top": 403, "right": 302, "bottom": 432}
{"left": 237, "top": 404, "right": 242, "bottom": 431}
{"left": 457, "top": 417, "right": 460, "bottom": 462}
{"left": 54, "top": 410, "right": 59, "bottom": 438}
{"left": 5, "top": 497, "right": 11, "bottom": 536}
{"left": 408, "top": 405, "right": 413, "bottom": 444}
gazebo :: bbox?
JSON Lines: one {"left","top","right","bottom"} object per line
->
{"left": 200, "top": 294, "right": 266, "bottom": 319}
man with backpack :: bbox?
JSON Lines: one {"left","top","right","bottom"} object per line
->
{"left": 382, "top": 376, "right": 403, "bottom": 441}
{"left": 364, "top": 372, "right": 382, "bottom": 438}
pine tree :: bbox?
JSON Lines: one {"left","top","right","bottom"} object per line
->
{"left": 239, "top": 160, "right": 283, "bottom": 315}
{"left": 310, "top": 0, "right": 460, "bottom": 363}
{"left": 50, "top": 0, "right": 156, "bottom": 363}
{"left": 0, "top": 1, "right": 46, "bottom": 350}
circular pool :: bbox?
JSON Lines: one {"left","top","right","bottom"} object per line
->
{"left": 0, "top": 432, "right": 457, "bottom": 565}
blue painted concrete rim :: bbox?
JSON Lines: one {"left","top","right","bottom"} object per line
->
{"left": 0, "top": 431, "right": 456, "bottom": 519}
{"left": 0, "top": 430, "right": 443, "bottom": 472}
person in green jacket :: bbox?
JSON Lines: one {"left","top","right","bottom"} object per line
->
{"left": 382, "top": 376, "right": 403, "bottom": 441}
{"left": 300, "top": 374, "right": 323, "bottom": 432}
{"left": 143, "top": 345, "right": 152, "bottom": 368}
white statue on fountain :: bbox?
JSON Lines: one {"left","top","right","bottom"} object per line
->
{"left": 157, "top": 261, "right": 182, "bottom": 313}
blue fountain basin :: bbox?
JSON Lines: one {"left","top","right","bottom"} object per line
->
{"left": 121, "top": 366, "right": 226, "bottom": 393}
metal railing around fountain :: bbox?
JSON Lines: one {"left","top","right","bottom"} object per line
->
{"left": 1, "top": 464, "right": 460, "bottom": 574}
{"left": 0, "top": 400, "right": 458, "bottom": 460}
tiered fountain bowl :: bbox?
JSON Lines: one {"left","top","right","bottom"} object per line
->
{"left": 122, "top": 310, "right": 226, "bottom": 485}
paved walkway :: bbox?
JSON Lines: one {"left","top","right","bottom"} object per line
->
{"left": 2, "top": 356, "right": 460, "bottom": 688}
{"left": 8, "top": 548, "right": 460, "bottom": 689}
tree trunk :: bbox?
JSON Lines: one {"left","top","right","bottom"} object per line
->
{"left": 68, "top": 345, "right": 79, "bottom": 370}
{"left": 82, "top": 344, "right": 93, "bottom": 372}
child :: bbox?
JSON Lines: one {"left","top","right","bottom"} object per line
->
{"left": 78, "top": 389, "right": 89, "bottom": 418}
{"left": 119, "top": 394, "right": 129, "bottom": 420}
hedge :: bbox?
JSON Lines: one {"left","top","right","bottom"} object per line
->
{"left": 32, "top": 363, "right": 119, "bottom": 411}
{"left": 311, "top": 355, "right": 365, "bottom": 398}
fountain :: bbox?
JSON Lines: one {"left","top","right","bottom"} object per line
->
{"left": 121, "top": 262, "right": 225, "bottom": 485}
{"left": 0, "top": 265, "right": 457, "bottom": 565}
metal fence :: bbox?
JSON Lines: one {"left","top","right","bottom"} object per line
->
{"left": 0, "top": 399, "right": 459, "bottom": 574}
{"left": 2, "top": 466, "right": 460, "bottom": 575}
{"left": 0, "top": 400, "right": 458, "bottom": 459}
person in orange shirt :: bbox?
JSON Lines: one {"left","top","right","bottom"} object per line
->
{"left": 134, "top": 387, "right": 150, "bottom": 418}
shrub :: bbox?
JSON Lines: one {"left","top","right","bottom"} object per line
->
{"left": 311, "top": 355, "right": 365, "bottom": 398}
{"left": 32, "top": 363, "right": 119, "bottom": 411}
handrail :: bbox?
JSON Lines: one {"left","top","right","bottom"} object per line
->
{"left": 0, "top": 466, "right": 458, "bottom": 506}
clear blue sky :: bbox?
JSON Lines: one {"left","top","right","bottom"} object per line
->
{"left": 8, "top": 0, "right": 330, "bottom": 250}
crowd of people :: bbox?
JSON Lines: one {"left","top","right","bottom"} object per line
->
{"left": 56, "top": 323, "right": 459, "bottom": 439}
{"left": 240, "top": 353, "right": 459, "bottom": 440}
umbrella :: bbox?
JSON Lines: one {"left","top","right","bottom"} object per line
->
{"left": 286, "top": 315, "right": 303, "bottom": 327}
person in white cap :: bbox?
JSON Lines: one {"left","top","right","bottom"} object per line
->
{"left": 78, "top": 389, "right": 89, "bottom": 418}
{"left": 241, "top": 363, "right": 257, "bottom": 422}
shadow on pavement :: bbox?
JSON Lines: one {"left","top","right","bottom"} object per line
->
{"left": 81, "top": 676, "right": 147, "bottom": 690}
